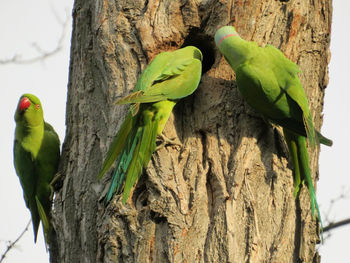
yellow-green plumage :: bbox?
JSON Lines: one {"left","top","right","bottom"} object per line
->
{"left": 98, "top": 46, "right": 202, "bottom": 203}
{"left": 14, "top": 94, "right": 60, "bottom": 244}
{"left": 215, "top": 26, "right": 332, "bottom": 232}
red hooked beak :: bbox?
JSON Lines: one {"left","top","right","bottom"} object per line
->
{"left": 19, "top": 97, "right": 31, "bottom": 111}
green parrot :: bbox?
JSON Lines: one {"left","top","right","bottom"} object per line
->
{"left": 14, "top": 94, "right": 60, "bottom": 244}
{"left": 215, "top": 26, "right": 332, "bottom": 227}
{"left": 98, "top": 46, "right": 202, "bottom": 203}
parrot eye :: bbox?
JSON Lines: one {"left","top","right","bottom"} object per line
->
{"left": 35, "top": 104, "right": 40, "bottom": 110}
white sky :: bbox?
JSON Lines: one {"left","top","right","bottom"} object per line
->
{"left": 0, "top": 1, "right": 348, "bottom": 262}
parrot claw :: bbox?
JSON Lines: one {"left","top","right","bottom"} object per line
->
{"left": 50, "top": 172, "right": 64, "bottom": 192}
{"left": 156, "top": 134, "right": 182, "bottom": 151}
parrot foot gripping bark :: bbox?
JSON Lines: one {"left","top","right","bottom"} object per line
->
{"left": 156, "top": 133, "right": 183, "bottom": 151}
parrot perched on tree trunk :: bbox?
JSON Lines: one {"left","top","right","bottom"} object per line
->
{"left": 14, "top": 94, "right": 60, "bottom": 244}
{"left": 98, "top": 46, "right": 202, "bottom": 204}
{"left": 215, "top": 26, "right": 332, "bottom": 230}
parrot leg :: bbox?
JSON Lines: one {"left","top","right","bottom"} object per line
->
{"left": 50, "top": 172, "right": 64, "bottom": 192}
{"left": 156, "top": 134, "right": 182, "bottom": 151}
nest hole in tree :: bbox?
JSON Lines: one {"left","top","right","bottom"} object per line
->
{"left": 181, "top": 27, "right": 216, "bottom": 74}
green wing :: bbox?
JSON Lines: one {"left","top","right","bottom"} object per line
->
{"left": 235, "top": 50, "right": 331, "bottom": 146}
{"left": 264, "top": 44, "right": 301, "bottom": 76}
{"left": 264, "top": 45, "right": 317, "bottom": 146}
{"left": 116, "top": 46, "right": 202, "bottom": 104}
{"left": 235, "top": 62, "right": 300, "bottom": 121}
{"left": 35, "top": 122, "right": 60, "bottom": 241}
{"left": 99, "top": 46, "right": 202, "bottom": 204}
{"left": 14, "top": 141, "right": 41, "bottom": 242}
{"left": 116, "top": 59, "right": 202, "bottom": 104}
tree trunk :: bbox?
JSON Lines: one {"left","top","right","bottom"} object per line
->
{"left": 51, "top": 0, "right": 332, "bottom": 262}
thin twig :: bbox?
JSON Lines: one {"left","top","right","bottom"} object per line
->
{"left": 0, "top": 220, "right": 31, "bottom": 263}
{"left": 0, "top": 8, "right": 70, "bottom": 65}
{"left": 323, "top": 218, "right": 350, "bottom": 233}
{"left": 324, "top": 186, "right": 350, "bottom": 224}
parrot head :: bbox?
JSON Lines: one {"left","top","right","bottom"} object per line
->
{"left": 15, "top": 93, "right": 44, "bottom": 126}
{"left": 214, "top": 26, "right": 240, "bottom": 48}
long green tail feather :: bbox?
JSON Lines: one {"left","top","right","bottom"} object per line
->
{"left": 35, "top": 196, "right": 50, "bottom": 246}
{"left": 284, "top": 129, "right": 323, "bottom": 239}
{"left": 106, "top": 127, "right": 142, "bottom": 203}
{"left": 296, "top": 135, "right": 316, "bottom": 217}
{"left": 284, "top": 129, "right": 301, "bottom": 197}
{"left": 105, "top": 109, "right": 159, "bottom": 204}
{"left": 98, "top": 113, "right": 133, "bottom": 180}
{"left": 29, "top": 199, "right": 40, "bottom": 243}
{"left": 122, "top": 112, "right": 158, "bottom": 203}
{"left": 316, "top": 130, "right": 333, "bottom": 146}
{"left": 296, "top": 135, "right": 323, "bottom": 240}
{"left": 121, "top": 134, "right": 144, "bottom": 203}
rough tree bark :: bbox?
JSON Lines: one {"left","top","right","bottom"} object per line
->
{"left": 51, "top": 0, "right": 332, "bottom": 262}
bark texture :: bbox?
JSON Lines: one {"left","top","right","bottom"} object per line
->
{"left": 52, "top": 0, "right": 332, "bottom": 262}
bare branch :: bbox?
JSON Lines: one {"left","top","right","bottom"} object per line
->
{"left": 323, "top": 186, "right": 350, "bottom": 224}
{"left": 0, "top": 8, "right": 70, "bottom": 65}
{"left": 0, "top": 220, "right": 31, "bottom": 263}
{"left": 320, "top": 188, "right": 350, "bottom": 241}
{"left": 323, "top": 218, "right": 350, "bottom": 233}
{"left": 49, "top": 0, "right": 66, "bottom": 25}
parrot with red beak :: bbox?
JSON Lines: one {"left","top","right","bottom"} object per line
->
{"left": 13, "top": 93, "right": 60, "bottom": 244}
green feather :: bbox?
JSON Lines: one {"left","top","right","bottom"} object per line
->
{"left": 98, "top": 112, "right": 134, "bottom": 180}
{"left": 99, "top": 46, "right": 202, "bottom": 203}
{"left": 14, "top": 94, "right": 60, "bottom": 244}
{"left": 316, "top": 130, "right": 333, "bottom": 146}
{"left": 35, "top": 196, "right": 50, "bottom": 245}
{"left": 121, "top": 108, "right": 159, "bottom": 203}
{"left": 284, "top": 129, "right": 324, "bottom": 239}
{"left": 105, "top": 125, "right": 141, "bottom": 202}
{"left": 215, "top": 26, "right": 331, "bottom": 238}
